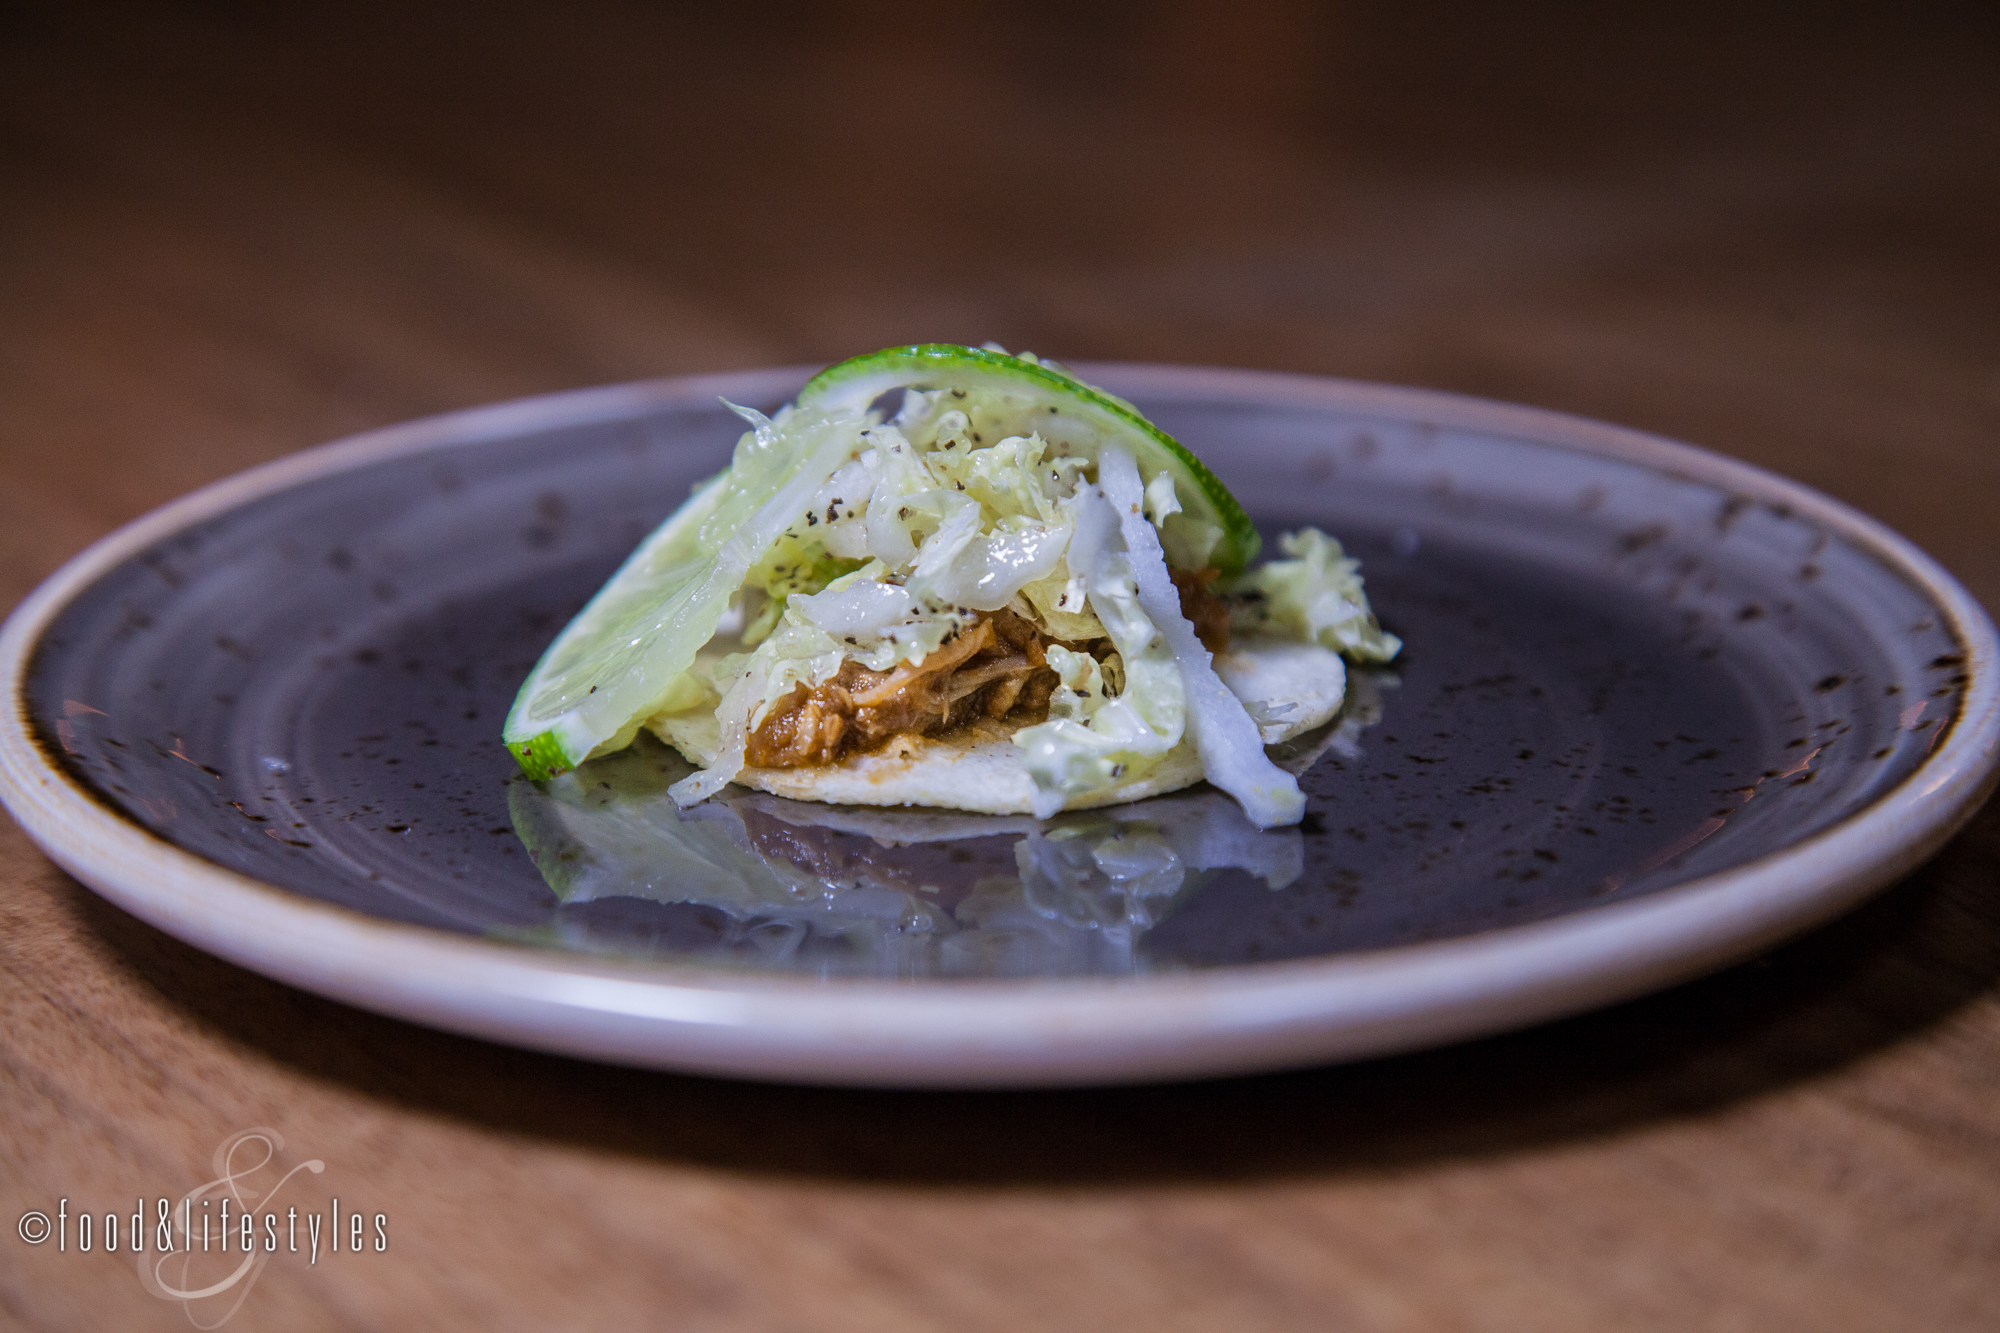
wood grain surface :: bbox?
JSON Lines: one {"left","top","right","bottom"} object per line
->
{"left": 3, "top": 3, "right": 1997, "bottom": 1329}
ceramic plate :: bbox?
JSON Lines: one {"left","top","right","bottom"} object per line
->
{"left": 3, "top": 366, "right": 1995, "bottom": 1086}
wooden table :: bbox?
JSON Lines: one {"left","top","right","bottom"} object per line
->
{"left": 4, "top": 4, "right": 1997, "bottom": 1329}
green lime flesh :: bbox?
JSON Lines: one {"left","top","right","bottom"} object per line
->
{"left": 502, "top": 468, "right": 736, "bottom": 780}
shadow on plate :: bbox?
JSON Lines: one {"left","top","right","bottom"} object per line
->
{"left": 69, "top": 795, "right": 1998, "bottom": 1186}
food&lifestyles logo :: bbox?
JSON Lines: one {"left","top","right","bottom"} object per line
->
{"left": 15, "top": 1128, "right": 389, "bottom": 1328}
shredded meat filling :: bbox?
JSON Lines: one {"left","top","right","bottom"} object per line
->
{"left": 1172, "top": 567, "right": 1231, "bottom": 654}
{"left": 746, "top": 566, "right": 1227, "bottom": 770}
{"left": 746, "top": 608, "right": 1068, "bottom": 769}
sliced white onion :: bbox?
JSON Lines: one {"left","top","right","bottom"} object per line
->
{"left": 1097, "top": 445, "right": 1305, "bottom": 828}
{"left": 669, "top": 658, "right": 768, "bottom": 806}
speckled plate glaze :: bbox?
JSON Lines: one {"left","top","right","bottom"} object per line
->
{"left": 3, "top": 366, "right": 1995, "bottom": 1086}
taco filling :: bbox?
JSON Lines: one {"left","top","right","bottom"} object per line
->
{"left": 504, "top": 345, "right": 1399, "bottom": 828}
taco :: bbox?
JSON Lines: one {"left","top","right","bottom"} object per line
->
{"left": 504, "top": 345, "right": 1399, "bottom": 828}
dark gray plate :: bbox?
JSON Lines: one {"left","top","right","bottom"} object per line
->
{"left": 3, "top": 366, "right": 1993, "bottom": 1085}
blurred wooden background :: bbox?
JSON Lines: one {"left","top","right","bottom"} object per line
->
{"left": 3, "top": 2, "right": 1997, "bottom": 1329}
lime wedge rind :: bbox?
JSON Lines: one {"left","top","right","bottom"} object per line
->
{"left": 509, "top": 729, "right": 573, "bottom": 783}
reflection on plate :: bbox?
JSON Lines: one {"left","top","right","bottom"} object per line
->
{"left": 509, "top": 678, "right": 1381, "bottom": 978}
{"left": 1, "top": 365, "right": 1993, "bottom": 1085}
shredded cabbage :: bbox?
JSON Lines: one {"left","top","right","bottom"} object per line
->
{"left": 783, "top": 565, "right": 975, "bottom": 675}
{"left": 1018, "top": 567, "right": 1106, "bottom": 641}
{"left": 1227, "top": 528, "right": 1401, "bottom": 663}
{"left": 741, "top": 533, "right": 864, "bottom": 645}
{"left": 1011, "top": 485, "right": 1187, "bottom": 817}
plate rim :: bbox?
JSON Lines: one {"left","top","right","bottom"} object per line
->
{"left": 4, "top": 364, "right": 1995, "bottom": 1087}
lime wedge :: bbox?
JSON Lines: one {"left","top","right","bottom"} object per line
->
{"left": 502, "top": 403, "right": 867, "bottom": 779}
{"left": 799, "top": 345, "right": 1261, "bottom": 575}
{"left": 503, "top": 469, "right": 732, "bottom": 780}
